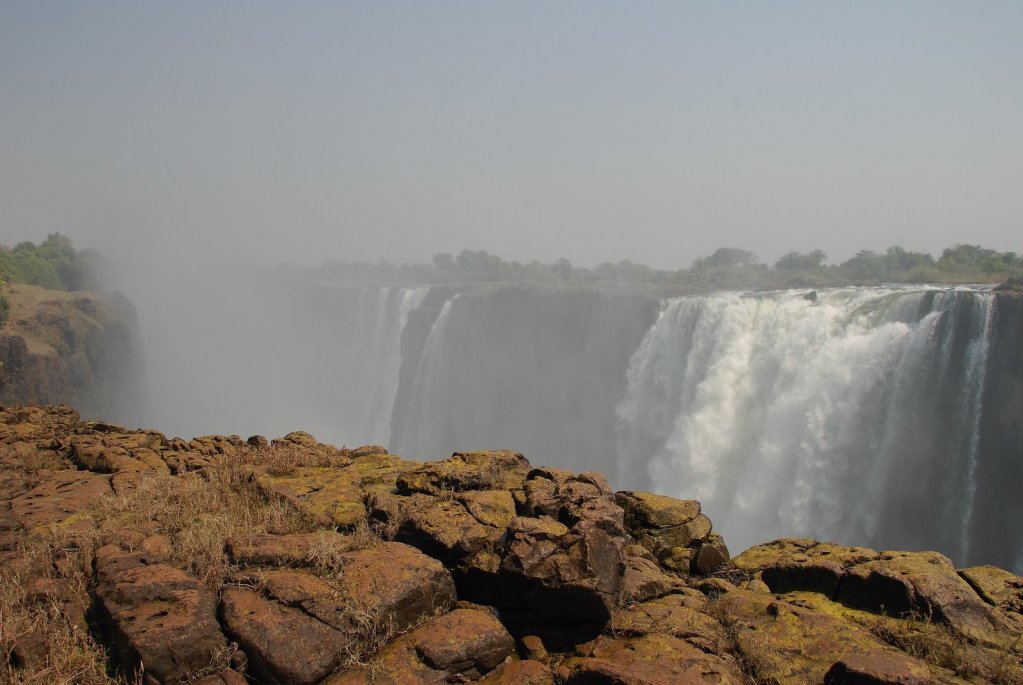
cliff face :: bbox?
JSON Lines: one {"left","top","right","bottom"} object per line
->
{"left": 2, "top": 406, "right": 1022, "bottom": 685}
{"left": 0, "top": 284, "right": 148, "bottom": 426}
{"left": 970, "top": 292, "right": 1023, "bottom": 570}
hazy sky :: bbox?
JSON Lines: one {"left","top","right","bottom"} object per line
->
{"left": 2, "top": 1, "right": 1021, "bottom": 269}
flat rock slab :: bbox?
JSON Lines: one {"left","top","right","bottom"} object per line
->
{"left": 610, "top": 593, "right": 724, "bottom": 653}
{"left": 257, "top": 467, "right": 367, "bottom": 528}
{"left": 333, "top": 541, "right": 457, "bottom": 631}
{"left": 10, "top": 469, "right": 110, "bottom": 531}
{"left": 713, "top": 589, "right": 934, "bottom": 685}
{"left": 94, "top": 551, "right": 229, "bottom": 683}
{"left": 558, "top": 633, "right": 744, "bottom": 685}
{"left": 477, "top": 660, "right": 556, "bottom": 685}
{"left": 225, "top": 530, "right": 359, "bottom": 567}
{"left": 220, "top": 588, "right": 347, "bottom": 685}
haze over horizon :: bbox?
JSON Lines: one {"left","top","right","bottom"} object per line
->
{"left": 2, "top": 1, "right": 1021, "bottom": 270}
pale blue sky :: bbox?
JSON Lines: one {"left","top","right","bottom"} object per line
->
{"left": 2, "top": 1, "right": 1021, "bottom": 268}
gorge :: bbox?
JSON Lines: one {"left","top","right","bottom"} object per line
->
{"left": 127, "top": 278, "right": 1022, "bottom": 573}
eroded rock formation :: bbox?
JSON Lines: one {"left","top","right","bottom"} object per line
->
{"left": 1, "top": 405, "right": 1021, "bottom": 684}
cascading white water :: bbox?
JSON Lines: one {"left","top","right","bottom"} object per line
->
{"left": 615, "top": 287, "right": 997, "bottom": 561}
{"left": 332, "top": 286, "right": 428, "bottom": 446}
{"left": 390, "top": 296, "right": 457, "bottom": 456}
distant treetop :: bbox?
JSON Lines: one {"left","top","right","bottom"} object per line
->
{"left": 0, "top": 233, "right": 102, "bottom": 291}
{"left": 318, "top": 243, "right": 1023, "bottom": 289}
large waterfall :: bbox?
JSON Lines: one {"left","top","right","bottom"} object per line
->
{"left": 134, "top": 276, "right": 1021, "bottom": 570}
{"left": 614, "top": 288, "right": 1004, "bottom": 565}
{"left": 377, "top": 284, "right": 1017, "bottom": 570}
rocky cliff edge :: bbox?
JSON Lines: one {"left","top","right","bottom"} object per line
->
{"left": 0, "top": 284, "right": 148, "bottom": 425}
{"left": 1, "top": 405, "right": 1021, "bottom": 684}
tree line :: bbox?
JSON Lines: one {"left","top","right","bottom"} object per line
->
{"left": 319, "top": 244, "right": 1023, "bottom": 289}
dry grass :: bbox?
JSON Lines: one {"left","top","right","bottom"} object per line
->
{"left": 870, "top": 616, "right": 1023, "bottom": 685}
{"left": 0, "top": 534, "right": 118, "bottom": 685}
{"left": 703, "top": 597, "right": 776, "bottom": 685}
{"left": 234, "top": 443, "right": 350, "bottom": 477}
{"left": 307, "top": 520, "right": 380, "bottom": 576}
{"left": 92, "top": 461, "right": 316, "bottom": 589}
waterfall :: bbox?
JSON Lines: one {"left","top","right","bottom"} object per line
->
{"left": 389, "top": 296, "right": 457, "bottom": 457}
{"left": 315, "top": 282, "right": 1012, "bottom": 569}
{"left": 332, "top": 286, "right": 428, "bottom": 446}
{"left": 615, "top": 287, "right": 1000, "bottom": 565}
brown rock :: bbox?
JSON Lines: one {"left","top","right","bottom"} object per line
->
{"left": 396, "top": 450, "right": 531, "bottom": 495}
{"left": 824, "top": 651, "right": 932, "bottom": 684}
{"left": 10, "top": 469, "right": 111, "bottom": 531}
{"left": 397, "top": 498, "right": 502, "bottom": 563}
{"left": 94, "top": 557, "right": 230, "bottom": 683}
{"left": 836, "top": 551, "right": 1014, "bottom": 639}
{"left": 414, "top": 608, "right": 516, "bottom": 674}
{"left": 191, "top": 671, "right": 248, "bottom": 685}
{"left": 713, "top": 589, "right": 934, "bottom": 685}
{"left": 459, "top": 489, "right": 518, "bottom": 529}
{"left": 322, "top": 608, "right": 515, "bottom": 685}
{"left": 610, "top": 593, "right": 725, "bottom": 654}
{"left": 256, "top": 467, "right": 366, "bottom": 528}
{"left": 620, "top": 552, "right": 680, "bottom": 604}
{"left": 352, "top": 444, "right": 388, "bottom": 457}
{"left": 220, "top": 588, "right": 346, "bottom": 685}
{"left": 694, "top": 533, "right": 731, "bottom": 576}
{"left": 332, "top": 542, "right": 457, "bottom": 632}
{"left": 732, "top": 538, "right": 877, "bottom": 598}
{"left": 616, "top": 491, "right": 702, "bottom": 528}
{"left": 959, "top": 565, "right": 1023, "bottom": 618}
{"left": 558, "top": 633, "right": 744, "bottom": 685}
{"left": 226, "top": 530, "right": 359, "bottom": 567}
{"left": 478, "top": 659, "right": 556, "bottom": 685}
{"left": 617, "top": 490, "right": 714, "bottom": 555}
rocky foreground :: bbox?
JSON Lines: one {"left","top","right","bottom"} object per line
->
{"left": 1, "top": 406, "right": 1021, "bottom": 685}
